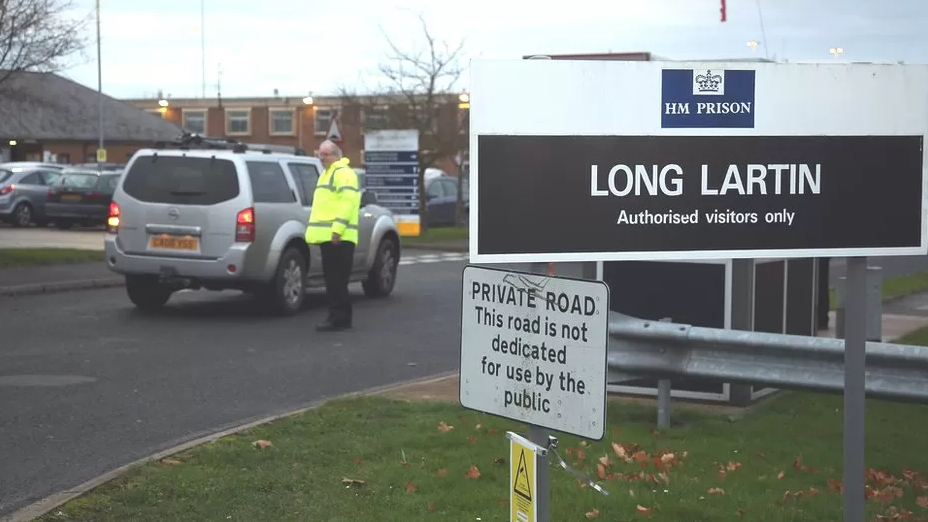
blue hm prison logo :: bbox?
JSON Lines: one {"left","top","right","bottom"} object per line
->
{"left": 660, "top": 68, "right": 756, "bottom": 128}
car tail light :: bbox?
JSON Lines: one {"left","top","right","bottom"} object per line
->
{"left": 106, "top": 201, "right": 120, "bottom": 233}
{"left": 235, "top": 207, "right": 255, "bottom": 242}
{"left": 0, "top": 185, "right": 15, "bottom": 196}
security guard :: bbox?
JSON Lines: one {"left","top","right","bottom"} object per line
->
{"left": 305, "top": 140, "right": 361, "bottom": 331}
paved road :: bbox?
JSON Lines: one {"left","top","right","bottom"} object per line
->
{"left": 0, "top": 259, "right": 467, "bottom": 517}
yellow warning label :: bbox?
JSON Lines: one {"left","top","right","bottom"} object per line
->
{"left": 510, "top": 437, "right": 536, "bottom": 522}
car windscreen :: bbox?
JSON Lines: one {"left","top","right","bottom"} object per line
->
{"left": 0, "top": 170, "right": 11, "bottom": 184}
{"left": 59, "top": 174, "right": 99, "bottom": 188}
{"left": 121, "top": 155, "right": 240, "bottom": 205}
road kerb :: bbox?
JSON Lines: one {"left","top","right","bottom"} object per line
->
{"left": 403, "top": 243, "right": 468, "bottom": 253}
{"left": 0, "top": 370, "right": 459, "bottom": 522}
{"left": 0, "top": 278, "right": 124, "bottom": 297}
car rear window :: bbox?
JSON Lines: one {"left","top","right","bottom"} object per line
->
{"left": 0, "top": 170, "right": 11, "bottom": 183}
{"left": 96, "top": 174, "right": 120, "bottom": 193}
{"left": 60, "top": 174, "right": 99, "bottom": 188}
{"left": 121, "top": 155, "right": 240, "bottom": 205}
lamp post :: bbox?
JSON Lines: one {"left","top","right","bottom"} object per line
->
{"left": 96, "top": 0, "right": 104, "bottom": 167}
{"left": 746, "top": 40, "right": 758, "bottom": 53}
{"left": 830, "top": 47, "right": 844, "bottom": 60}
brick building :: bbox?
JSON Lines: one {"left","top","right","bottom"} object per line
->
{"left": 0, "top": 71, "right": 182, "bottom": 164}
{"left": 122, "top": 93, "right": 468, "bottom": 176}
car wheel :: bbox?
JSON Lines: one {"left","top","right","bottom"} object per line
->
{"left": 362, "top": 237, "right": 398, "bottom": 298}
{"left": 125, "top": 275, "right": 172, "bottom": 312}
{"left": 12, "top": 203, "right": 32, "bottom": 227}
{"left": 265, "top": 247, "right": 306, "bottom": 316}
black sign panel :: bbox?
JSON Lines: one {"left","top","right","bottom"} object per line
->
{"left": 475, "top": 135, "right": 925, "bottom": 259}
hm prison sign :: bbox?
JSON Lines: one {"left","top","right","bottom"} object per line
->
{"left": 466, "top": 59, "right": 928, "bottom": 264}
{"left": 662, "top": 68, "right": 756, "bottom": 128}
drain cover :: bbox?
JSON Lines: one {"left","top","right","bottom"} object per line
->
{"left": 0, "top": 375, "right": 97, "bottom": 387}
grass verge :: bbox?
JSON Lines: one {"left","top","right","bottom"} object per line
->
{"left": 404, "top": 226, "right": 468, "bottom": 244}
{"left": 0, "top": 248, "right": 104, "bottom": 269}
{"left": 37, "top": 330, "right": 928, "bottom": 522}
{"left": 830, "top": 270, "right": 928, "bottom": 310}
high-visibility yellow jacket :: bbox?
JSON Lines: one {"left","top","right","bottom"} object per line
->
{"left": 304, "top": 157, "right": 361, "bottom": 245}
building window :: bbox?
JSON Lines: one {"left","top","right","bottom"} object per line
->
{"left": 269, "top": 109, "right": 295, "bottom": 135}
{"left": 183, "top": 110, "right": 207, "bottom": 134}
{"left": 315, "top": 108, "right": 334, "bottom": 134}
{"left": 226, "top": 109, "right": 250, "bottom": 135}
{"left": 363, "top": 105, "right": 389, "bottom": 130}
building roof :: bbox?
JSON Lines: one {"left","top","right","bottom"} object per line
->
{"left": 0, "top": 71, "right": 183, "bottom": 142}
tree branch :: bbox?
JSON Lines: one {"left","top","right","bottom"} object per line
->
{"left": 0, "top": 0, "right": 90, "bottom": 92}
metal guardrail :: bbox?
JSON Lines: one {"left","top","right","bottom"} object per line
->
{"left": 606, "top": 311, "right": 928, "bottom": 404}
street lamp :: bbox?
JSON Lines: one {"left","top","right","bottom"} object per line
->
{"left": 746, "top": 40, "right": 758, "bottom": 52}
{"left": 830, "top": 47, "right": 844, "bottom": 59}
{"left": 158, "top": 99, "right": 169, "bottom": 107}
{"left": 302, "top": 94, "right": 314, "bottom": 105}
{"left": 459, "top": 93, "right": 470, "bottom": 103}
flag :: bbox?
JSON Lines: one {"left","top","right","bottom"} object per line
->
{"left": 720, "top": 0, "right": 727, "bottom": 22}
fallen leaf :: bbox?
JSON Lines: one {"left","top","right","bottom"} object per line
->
{"left": 777, "top": 471, "right": 785, "bottom": 480}
{"left": 585, "top": 507, "right": 600, "bottom": 519}
{"left": 466, "top": 465, "right": 481, "bottom": 480}
{"left": 709, "top": 487, "right": 725, "bottom": 495}
{"left": 438, "top": 422, "right": 454, "bottom": 432}
{"left": 612, "top": 442, "right": 628, "bottom": 460}
{"left": 599, "top": 454, "right": 613, "bottom": 467}
{"left": 487, "top": 428, "right": 499, "bottom": 436}
{"left": 252, "top": 440, "right": 273, "bottom": 449}
{"left": 428, "top": 503, "right": 436, "bottom": 513}
{"left": 467, "top": 435, "right": 478, "bottom": 445}
{"left": 493, "top": 457, "right": 506, "bottom": 465}
{"left": 353, "top": 458, "right": 363, "bottom": 467}
{"left": 437, "top": 468, "right": 448, "bottom": 477}
{"left": 658, "top": 472, "right": 670, "bottom": 484}
{"left": 597, "top": 463, "right": 608, "bottom": 480}
{"left": 660, "top": 453, "right": 676, "bottom": 464}
{"left": 726, "top": 461, "right": 742, "bottom": 471}
{"left": 576, "top": 449, "right": 588, "bottom": 462}
{"left": 475, "top": 423, "right": 483, "bottom": 430}
{"left": 405, "top": 481, "right": 418, "bottom": 493}
{"left": 580, "top": 440, "right": 589, "bottom": 447}
{"left": 718, "top": 469, "right": 726, "bottom": 480}
{"left": 341, "top": 477, "right": 365, "bottom": 488}
{"left": 651, "top": 429, "right": 661, "bottom": 435}
{"left": 160, "top": 458, "right": 182, "bottom": 466}
{"left": 828, "top": 479, "right": 843, "bottom": 492}
{"left": 917, "top": 496, "right": 928, "bottom": 508}
{"left": 636, "top": 504, "right": 652, "bottom": 516}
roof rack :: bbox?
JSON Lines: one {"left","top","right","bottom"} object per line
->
{"left": 152, "top": 133, "right": 309, "bottom": 156}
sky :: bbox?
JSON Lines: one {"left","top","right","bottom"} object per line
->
{"left": 57, "top": 0, "right": 928, "bottom": 100}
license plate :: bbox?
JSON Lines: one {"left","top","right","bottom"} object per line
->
{"left": 149, "top": 236, "right": 199, "bottom": 250}
{"left": 61, "top": 194, "right": 81, "bottom": 202}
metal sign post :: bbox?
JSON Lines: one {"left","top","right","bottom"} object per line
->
{"left": 843, "top": 257, "right": 868, "bottom": 522}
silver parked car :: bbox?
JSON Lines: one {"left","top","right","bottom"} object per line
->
{"left": 0, "top": 162, "right": 65, "bottom": 226}
{"left": 103, "top": 135, "right": 402, "bottom": 316}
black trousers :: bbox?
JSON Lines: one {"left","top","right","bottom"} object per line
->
{"left": 320, "top": 240, "right": 355, "bottom": 325}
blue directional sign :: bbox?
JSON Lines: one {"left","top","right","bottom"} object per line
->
{"left": 364, "top": 130, "right": 420, "bottom": 218}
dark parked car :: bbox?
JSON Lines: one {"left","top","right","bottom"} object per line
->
{"left": 0, "top": 162, "right": 65, "bottom": 226}
{"left": 425, "top": 175, "right": 468, "bottom": 226}
{"left": 46, "top": 168, "right": 122, "bottom": 228}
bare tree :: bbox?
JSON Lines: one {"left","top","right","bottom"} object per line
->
{"left": 373, "top": 12, "right": 468, "bottom": 233}
{"left": 0, "top": 0, "right": 89, "bottom": 92}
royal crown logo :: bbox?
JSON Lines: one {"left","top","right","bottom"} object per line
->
{"left": 694, "top": 70, "right": 723, "bottom": 93}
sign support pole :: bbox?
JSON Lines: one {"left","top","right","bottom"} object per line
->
{"left": 843, "top": 256, "right": 867, "bottom": 522}
{"left": 527, "top": 261, "right": 551, "bottom": 522}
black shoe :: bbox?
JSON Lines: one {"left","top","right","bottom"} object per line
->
{"left": 316, "top": 319, "right": 351, "bottom": 332}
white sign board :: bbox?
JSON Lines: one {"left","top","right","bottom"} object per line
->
{"left": 467, "top": 59, "right": 928, "bottom": 264}
{"left": 459, "top": 265, "right": 610, "bottom": 440}
{"left": 364, "top": 129, "right": 420, "bottom": 233}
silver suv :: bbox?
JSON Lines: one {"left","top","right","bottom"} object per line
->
{"left": 103, "top": 135, "right": 402, "bottom": 316}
